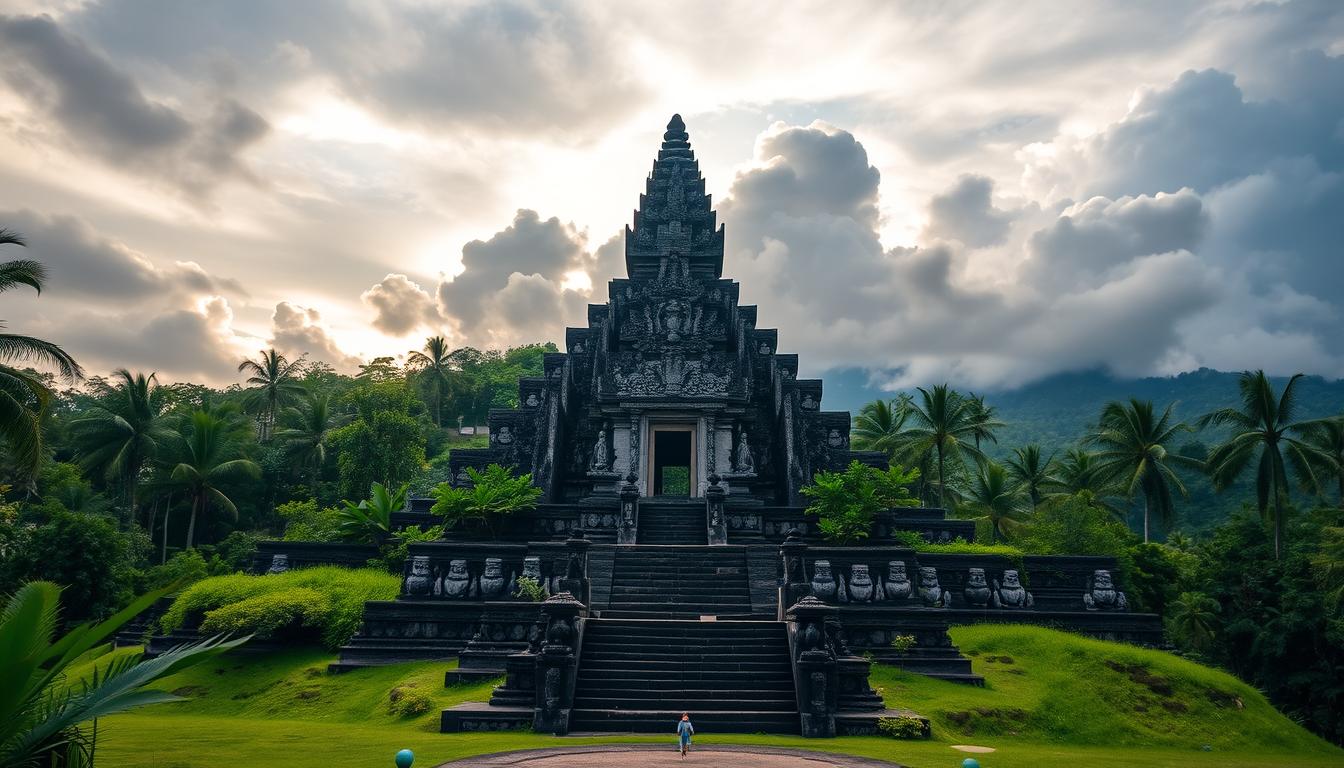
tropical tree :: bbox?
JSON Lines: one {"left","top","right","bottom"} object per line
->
{"left": 0, "top": 580, "right": 245, "bottom": 767}
{"left": 0, "top": 228, "right": 83, "bottom": 482}
{"left": 963, "top": 461, "right": 1030, "bottom": 543}
{"left": 407, "top": 335, "right": 452, "bottom": 427}
{"left": 69, "top": 369, "right": 175, "bottom": 521}
{"left": 1198, "top": 371, "right": 1324, "bottom": 559}
{"left": 965, "top": 392, "right": 1004, "bottom": 452}
{"left": 1167, "top": 590, "right": 1221, "bottom": 654}
{"left": 1088, "top": 399, "right": 1200, "bottom": 543}
{"left": 851, "top": 395, "right": 911, "bottom": 455}
{"left": 274, "top": 390, "right": 349, "bottom": 493}
{"left": 1004, "top": 444, "right": 1054, "bottom": 508}
{"left": 1300, "top": 414, "right": 1344, "bottom": 508}
{"left": 170, "top": 409, "right": 262, "bottom": 548}
{"left": 336, "top": 481, "right": 409, "bottom": 544}
{"left": 237, "top": 348, "right": 304, "bottom": 441}
{"left": 890, "top": 384, "right": 989, "bottom": 509}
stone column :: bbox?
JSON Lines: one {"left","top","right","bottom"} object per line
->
{"left": 617, "top": 472, "right": 640, "bottom": 545}
{"left": 778, "top": 528, "right": 809, "bottom": 619}
{"left": 533, "top": 592, "right": 586, "bottom": 735}
{"left": 786, "top": 596, "right": 837, "bottom": 738}
{"left": 558, "top": 529, "right": 592, "bottom": 607}
{"left": 705, "top": 473, "right": 728, "bottom": 545}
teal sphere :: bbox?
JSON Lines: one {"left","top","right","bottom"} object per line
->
{"left": 395, "top": 749, "right": 414, "bottom": 768}
{"left": 961, "top": 759, "right": 981, "bottom": 768}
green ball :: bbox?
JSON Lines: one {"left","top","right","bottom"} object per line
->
{"left": 395, "top": 748, "right": 414, "bottom": 768}
{"left": 961, "top": 759, "right": 981, "bottom": 768}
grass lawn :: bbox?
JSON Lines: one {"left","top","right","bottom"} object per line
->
{"left": 94, "top": 625, "right": 1343, "bottom": 768}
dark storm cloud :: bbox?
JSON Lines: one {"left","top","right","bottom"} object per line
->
{"left": 0, "top": 14, "right": 268, "bottom": 198}
{"left": 922, "top": 175, "right": 1017, "bottom": 248}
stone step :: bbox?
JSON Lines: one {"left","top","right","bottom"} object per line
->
{"left": 573, "top": 696, "right": 796, "bottom": 711}
{"left": 574, "top": 685, "right": 794, "bottom": 698}
{"left": 577, "top": 670, "right": 794, "bottom": 685}
{"left": 568, "top": 709, "right": 799, "bottom": 734}
{"left": 597, "top": 610, "right": 766, "bottom": 620}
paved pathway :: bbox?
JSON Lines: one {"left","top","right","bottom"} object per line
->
{"left": 437, "top": 744, "right": 905, "bottom": 768}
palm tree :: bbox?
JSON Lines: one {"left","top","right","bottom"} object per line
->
{"left": 964, "top": 461, "right": 1030, "bottom": 543}
{"left": 1088, "top": 399, "right": 1200, "bottom": 543}
{"left": 0, "top": 228, "right": 83, "bottom": 481}
{"left": 966, "top": 392, "right": 1004, "bottom": 452}
{"left": 407, "top": 335, "right": 451, "bottom": 427}
{"left": 891, "top": 384, "right": 988, "bottom": 509}
{"left": 1199, "top": 371, "right": 1325, "bottom": 559}
{"left": 851, "top": 395, "right": 909, "bottom": 456}
{"left": 1167, "top": 591, "right": 1220, "bottom": 654}
{"left": 1004, "top": 444, "right": 1054, "bottom": 508}
{"left": 69, "top": 369, "right": 175, "bottom": 521}
{"left": 1300, "top": 414, "right": 1344, "bottom": 508}
{"left": 274, "top": 390, "right": 350, "bottom": 494}
{"left": 237, "top": 349, "right": 304, "bottom": 441}
{"left": 170, "top": 409, "right": 261, "bottom": 548}
{"left": 1046, "top": 447, "right": 1126, "bottom": 518}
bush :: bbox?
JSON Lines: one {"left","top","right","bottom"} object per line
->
{"left": 877, "top": 715, "right": 927, "bottom": 739}
{"left": 160, "top": 566, "right": 400, "bottom": 649}
{"left": 803, "top": 461, "right": 920, "bottom": 545}
{"left": 889, "top": 634, "right": 917, "bottom": 654}
{"left": 432, "top": 464, "right": 541, "bottom": 538}
{"left": 142, "top": 550, "right": 210, "bottom": 592}
{"left": 5, "top": 510, "right": 135, "bottom": 622}
{"left": 387, "top": 685, "right": 434, "bottom": 717}
{"left": 514, "top": 575, "right": 546, "bottom": 602}
{"left": 278, "top": 499, "right": 343, "bottom": 542}
{"left": 374, "top": 523, "right": 444, "bottom": 573}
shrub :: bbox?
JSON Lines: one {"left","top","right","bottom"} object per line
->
{"left": 337, "top": 482, "right": 407, "bottom": 544}
{"left": 387, "top": 685, "right": 434, "bottom": 717}
{"left": 514, "top": 575, "right": 546, "bottom": 602}
{"left": 889, "top": 634, "right": 917, "bottom": 654}
{"left": 161, "top": 566, "right": 400, "bottom": 649}
{"left": 143, "top": 550, "right": 210, "bottom": 591}
{"left": 279, "top": 499, "right": 343, "bottom": 542}
{"left": 432, "top": 464, "right": 541, "bottom": 538}
{"left": 803, "top": 461, "right": 920, "bottom": 545}
{"left": 877, "top": 715, "right": 927, "bottom": 739}
{"left": 374, "top": 523, "right": 444, "bottom": 573}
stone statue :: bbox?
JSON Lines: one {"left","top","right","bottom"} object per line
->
{"left": 442, "top": 559, "right": 473, "bottom": 599}
{"left": 963, "top": 567, "right": 992, "bottom": 607}
{"left": 827, "top": 429, "right": 844, "bottom": 448}
{"left": 524, "top": 393, "right": 539, "bottom": 407}
{"left": 801, "top": 393, "right": 817, "bottom": 410}
{"left": 266, "top": 554, "right": 289, "bottom": 575}
{"left": 811, "top": 560, "right": 837, "bottom": 602}
{"left": 917, "top": 567, "right": 951, "bottom": 608}
{"left": 480, "top": 557, "right": 508, "bottom": 600}
{"left": 993, "top": 570, "right": 1034, "bottom": 609}
{"left": 591, "top": 427, "right": 610, "bottom": 472}
{"left": 1083, "top": 569, "right": 1129, "bottom": 611}
{"left": 493, "top": 426, "right": 514, "bottom": 445}
{"left": 847, "top": 564, "right": 875, "bottom": 602}
{"left": 405, "top": 555, "right": 434, "bottom": 596}
{"left": 733, "top": 429, "right": 755, "bottom": 473}
{"left": 522, "top": 556, "right": 543, "bottom": 589}
{"left": 882, "top": 561, "right": 912, "bottom": 602}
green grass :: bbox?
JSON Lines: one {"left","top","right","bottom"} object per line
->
{"left": 94, "top": 625, "right": 1342, "bottom": 768}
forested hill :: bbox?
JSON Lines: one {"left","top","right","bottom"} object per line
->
{"left": 822, "top": 367, "right": 1344, "bottom": 456}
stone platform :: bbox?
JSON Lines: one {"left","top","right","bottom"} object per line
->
{"left": 434, "top": 745, "right": 909, "bottom": 767}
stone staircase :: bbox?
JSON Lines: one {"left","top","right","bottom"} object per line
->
{"left": 570, "top": 618, "right": 799, "bottom": 734}
{"left": 637, "top": 499, "right": 707, "bottom": 545}
{"left": 604, "top": 546, "right": 755, "bottom": 619}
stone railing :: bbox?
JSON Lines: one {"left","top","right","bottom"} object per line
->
{"left": 740, "top": 508, "right": 975, "bottom": 544}
{"left": 250, "top": 541, "right": 379, "bottom": 574}
{"left": 783, "top": 596, "right": 885, "bottom": 738}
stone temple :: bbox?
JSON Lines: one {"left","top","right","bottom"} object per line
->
{"left": 233, "top": 115, "right": 1162, "bottom": 737}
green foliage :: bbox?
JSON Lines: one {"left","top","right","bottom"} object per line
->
{"left": 1167, "top": 591, "right": 1221, "bottom": 654}
{"left": 513, "top": 575, "right": 546, "bottom": 602}
{"left": 1015, "top": 492, "right": 1134, "bottom": 558}
{"left": 336, "top": 482, "right": 407, "bottom": 544}
{"left": 278, "top": 499, "right": 343, "bottom": 542}
{"left": 916, "top": 539, "right": 1026, "bottom": 569}
{"left": 1088, "top": 398, "right": 1200, "bottom": 542}
{"left": 963, "top": 461, "right": 1030, "bottom": 543}
{"left": 386, "top": 685, "right": 434, "bottom": 718}
{"left": 888, "top": 634, "right": 917, "bottom": 654}
{"left": 329, "top": 382, "right": 426, "bottom": 499}
{"left": 375, "top": 523, "right": 445, "bottom": 573}
{"left": 0, "top": 580, "right": 244, "bottom": 767}
{"left": 802, "top": 460, "right": 920, "bottom": 545}
{"left": 142, "top": 550, "right": 210, "bottom": 591}
{"left": 876, "top": 715, "right": 927, "bottom": 739}
{"left": 161, "top": 567, "right": 400, "bottom": 649}
{"left": 2, "top": 509, "right": 134, "bottom": 622}
{"left": 431, "top": 464, "right": 541, "bottom": 538}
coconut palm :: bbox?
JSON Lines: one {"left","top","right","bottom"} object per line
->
{"left": 0, "top": 228, "right": 83, "bottom": 481}
{"left": 69, "top": 369, "right": 175, "bottom": 520}
{"left": 1046, "top": 447, "right": 1126, "bottom": 518}
{"left": 274, "top": 390, "right": 349, "bottom": 493}
{"left": 966, "top": 392, "right": 1004, "bottom": 452}
{"left": 170, "top": 409, "right": 261, "bottom": 548}
{"left": 1004, "top": 444, "right": 1054, "bottom": 508}
{"left": 407, "top": 335, "right": 451, "bottom": 427}
{"left": 1299, "top": 414, "right": 1344, "bottom": 508}
{"left": 1198, "top": 371, "right": 1326, "bottom": 559}
{"left": 964, "top": 461, "right": 1031, "bottom": 543}
{"left": 851, "top": 395, "right": 909, "bottom": 456}
{"left": 237, "top": 348, "right": 304, "bottom": 441}
{"left": 1167, "top": 591, "right": 1221, "bottom": 654}
{"left": 890, "top": 384, "right": 988, "bottom": 509}
{"left": 1088, "top": 399, "right": 1200, "bottom": 543}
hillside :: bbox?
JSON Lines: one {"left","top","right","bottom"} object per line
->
{"left": 91, "top": 626, "right": 1341, "bottom": 768}
{"left": 821, "top": 367, "right": 1344, "bottom": 536}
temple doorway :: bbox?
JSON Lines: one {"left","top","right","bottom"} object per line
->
{"left": 649, "top": 424, "right": 696, "bottom": 496}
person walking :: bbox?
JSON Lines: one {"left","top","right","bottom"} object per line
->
{"left": 677, "top": 712, "right": 694, "bottom": 757}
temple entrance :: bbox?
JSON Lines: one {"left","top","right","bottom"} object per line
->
{"left": 649, "top": 424, "right": 696, "bottom": 496}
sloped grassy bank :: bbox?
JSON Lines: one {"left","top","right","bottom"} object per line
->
{"left": 95, "top": 625, "right": 1341, "bottom": 768}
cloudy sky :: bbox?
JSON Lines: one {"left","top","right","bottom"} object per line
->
{"left": 1, "top": 0, "right": 1341, "bottom": 390}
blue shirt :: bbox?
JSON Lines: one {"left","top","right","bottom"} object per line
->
{"left": 677, "top": 720, "right": 694, "bottom": 741}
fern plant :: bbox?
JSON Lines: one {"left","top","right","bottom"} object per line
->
{"left": 431, "top": 464, "right": 542, "bottom": 539}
